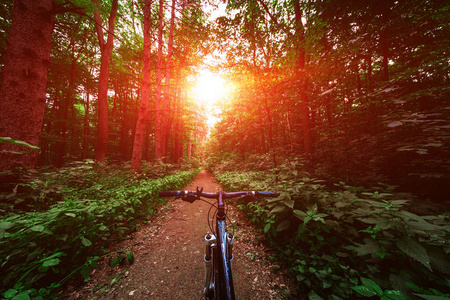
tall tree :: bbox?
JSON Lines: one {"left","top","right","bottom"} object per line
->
{"left": 93, "top": 0, "right": 118, "bottom": 162}
{"left": 131, "top": 0, "right": 152, "bottom": 172}
{"left": 154, "top": 0, "right": 165, "bottom": 160}
{"left": 293, "top": 0, "right": 312, "bottom": 154}
{"left": 161, "top": 0, "right": 176, "bottom": 158}
{"left": 0, "top": 0, "right": 55, "bottom": 171}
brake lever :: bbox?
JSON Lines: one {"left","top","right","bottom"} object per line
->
{"left": 184, "top": 196, "right": 196, "bottom": 203}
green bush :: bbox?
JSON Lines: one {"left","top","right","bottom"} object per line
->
{"left": 214, "top": 158, "right": 450, "bottom": 300}
{"left": 0, "top": 162, "right": 199, "bottom": 299}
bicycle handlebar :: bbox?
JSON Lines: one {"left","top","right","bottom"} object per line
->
{"left": 159, "top": 190, "right": 279, "bottom": 199}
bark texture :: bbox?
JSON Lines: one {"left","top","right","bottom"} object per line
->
{"left": 130, "top": 0, "right": 152, "bottom": 172}
{"left": 0, "top": 0, "right": 55, "bottom": 171}
{"left": 94, "top": 0, "right": 118, "bottom": 162}
{"left": 293, "top": 0, "right": 312, "bottom": 154}
{"left": 154, "top": 0, "right": 165, "bottom": 160}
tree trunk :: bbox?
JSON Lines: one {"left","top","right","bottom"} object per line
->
{"left": 293, "top": 0, "right": 312, "bottom": 154}
{"left": 380, "top": 0, "right": 392, "bottom": 82}
{"left": 0, "top": 0, "right": 55, "bottom": 172}
{"left": 172, "top": 71, "right": 182, "bottom": 164}
{"left": 263, "top": 92, "right": 274, "bottom": 152}
{"left": 120, "top": 90, "right": 129, "bottom": 160}
{"left": 56, "top": 55, "right": 76, "bottom": 167}
{"left": 187, "top": 133, "right": 192, "bottom": 159}
{"left": 131, "top": 0, "right": 152, "bottom": 172}
{"left": 365, "top": 53, "right": 373, "bottom": 90}
{"left": 93, "top": 0, "right": 118, "bottom": 162}
{"left": 154, "top": 0, "right": 164, "bottom": 160}
{"left": 82, "top": 89, "right": 90, "bottom": 160}
{"left": 286, "top": 103, "right": 294, "bottom": 151}
{"left": 161, "top": 0, "right": 176, "bottom": 159}
{"left": 38, "top": 90, "right": 58, "bottom": 166}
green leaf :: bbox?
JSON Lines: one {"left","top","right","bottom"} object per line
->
{"left": 294, "top": 209, "right": 307, "bottom": 219}
{"left": 314, "top": 213, "right": 328, "bottom": 218}
{"left": 284, "top": 198, "right": 295, "bottom": 209}
{"left": 276, "top": 220, "right": 291, "bottom": 232}
{"left": 110, "top": 256, "right": 123, "bottom": 267}
{"left": 308, "top": 293, "right": 324, "bottom": 300}
{"left": 126, "top": 251, "right": 135, "bottom": 264}
{"left": 376, "top": 247, "right": 387, "bottom": 259}
{"left": 384, "top": 290, "right": 409, "bottom": 300}
{"left": 264, "top": 223, "right": 271, "bottom": 233}
{"left": 352, "top": 286, "right": 377, "bottom": 297}
{"left": 405, "top": 282, "right": 421, "bottom": 292}
{"left": 0, "top": 137, "right": 40, "bottom": 149}
{"left": 354, "top": 239, "right": 378, "bottom": 256}
{"left": 297, "top": 223, "right": 306, "bottom": 238}
{"left": 42, "top": 258, "right": 60, "bottom": 267}
{"left": 4, "top": 289, "right": 17, "bottom": 298}
{"left": 30, "top": 225, "right": 44, "bottom": 232}
{"left": 414, "top": 294, "right": 450, "bottom": 300}
{"left": 81, "top": 265, "right": 90, "bottom": 280}
{"left": 390, "top": 200, "right": 409, "bottom": 206}
{"left": 396, "top": 238, "right": 431, "bottom": 271}
{"left": 41, "top": 252, "right": 64, "bottom": 261}
{"left": 270, "top": 205, "right": 286, "bottom": 215}
{"left": 0, "top": 221, "right": 13, "bottom": 230}
{"left": 361, "top": 277, "right": 382, "bottom": 295}
{"left": 11, "top": 293, "right": 31, "bottom": 300}
{"left": 81, "top": 237, "right": 92, "bottom": 247}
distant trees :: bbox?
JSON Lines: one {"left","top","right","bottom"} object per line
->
{"left": 209, "top": 0, "right": 450, "bottom": 187}
{"left": 0, "top": 0, "right": 211, "bottom": 172}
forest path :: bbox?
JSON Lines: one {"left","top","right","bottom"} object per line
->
{"left": 64, "top": 170, "right": 295, "bottom": 299}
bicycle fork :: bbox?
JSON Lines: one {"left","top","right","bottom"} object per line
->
{"left": 204, "top": 234, "right": 216, "bottom": 297}
{"left": 203, "top": 233, "right": 234, "bottom": 298}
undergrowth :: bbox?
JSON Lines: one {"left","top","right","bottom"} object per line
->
{"left": 0, "top": 160, "right": 200, "bottom": 299}
{"left": 212, "top": 157, "right": 450, "bottom": 300}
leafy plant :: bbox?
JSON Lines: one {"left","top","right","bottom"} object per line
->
{"left": 0, "top": 164, "right": 200, "bottom": 298}
{"left": 352, "top": 277, "right": 408, "bottom": 299}
{"left": 213, "top": 156, "right": 450, "bottom": 299}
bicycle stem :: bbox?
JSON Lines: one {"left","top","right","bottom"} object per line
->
{"left": 217, "top": 192, "right": 226, "bottom": 221}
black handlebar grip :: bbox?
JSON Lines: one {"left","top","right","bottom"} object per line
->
{"left": 256, "top": 191, "right": 279, "bottom": 197}
{"left": 159, "top": 191, "right": 184, "bottom": 197}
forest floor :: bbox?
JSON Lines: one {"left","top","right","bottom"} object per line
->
{"left": 62, "top": 170, "right": 297, "bottom": 299}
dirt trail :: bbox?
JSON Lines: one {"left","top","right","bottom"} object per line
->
{"left": 64, "top": 170, "right": 295, "bottom": 299}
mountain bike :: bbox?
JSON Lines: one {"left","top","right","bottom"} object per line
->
{"left": 159, "top": 187, "right": 279, "bottom": 300}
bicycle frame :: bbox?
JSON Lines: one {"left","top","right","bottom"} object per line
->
{"left": 203, "top": 191, "right": 235, "bottom": 300}
{"left": 159, "top": 188, "right": 278, "bottom": 300}
{"left": 215, "top": 192, "right": 235, "bottom": 299}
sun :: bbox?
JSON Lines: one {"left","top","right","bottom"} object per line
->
{"left": 193, "top": 70, "right": 227, "bottom": 106}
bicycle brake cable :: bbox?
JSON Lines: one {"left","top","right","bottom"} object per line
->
{"left": 199, "top": 197, "right": 236, "bottom": 236}
{"left": 199, "top": 198, "right": 217, "bottom": 234}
